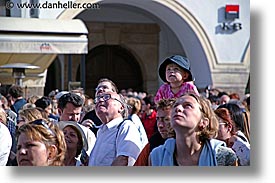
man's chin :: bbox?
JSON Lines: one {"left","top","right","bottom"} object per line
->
{"left": 19, "top": 160, "right": 33, "bottom": 166}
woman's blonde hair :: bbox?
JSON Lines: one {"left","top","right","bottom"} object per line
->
{"left": 0, "top": 109, "right": 7, "bottom": 125}
{"left": 127, "top": 97, "right": 142, "bottom": 115}
{"left": 16, "top": 119, "right": 66, "bottom": 166}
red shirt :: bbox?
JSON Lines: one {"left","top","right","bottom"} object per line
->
{"left": 141, "top": 110, "right": 157, "bottom": 139}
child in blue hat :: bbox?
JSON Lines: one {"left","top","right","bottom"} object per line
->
{"left": 154, "top": 55, "right": 199, "bottom": 103}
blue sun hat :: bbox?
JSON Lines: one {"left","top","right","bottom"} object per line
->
{"left": 158, "top": 55, "right": 194, "bottom": 83}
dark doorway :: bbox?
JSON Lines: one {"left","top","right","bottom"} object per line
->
{"left": 77, "top": 45, "right": 143, "bottom": 97}
{"left": 44, "top": 58, "right": 61, "bottom": 96}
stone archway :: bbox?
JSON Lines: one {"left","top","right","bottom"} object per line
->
{"left": 59, "top": 0, "right": 250, "bottom": 95}
{"left": 77, "top": 45, "right": 143, "bottom": 97}
{"left": 58, "top": 0, "right": 215, "bottom": 90}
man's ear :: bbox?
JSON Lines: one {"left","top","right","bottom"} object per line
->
{"left": 57, "top": 108, "right": 63, "bottom": 116}
{"left": 227, "top": 123, "right": 233, "bottom": 133}
{"left": 118, "top": 105, "right": 125, "bottom": 114}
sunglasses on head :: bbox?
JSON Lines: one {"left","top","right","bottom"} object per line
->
{"left": 30, "top": 119, "right": 56, "bottom": 137}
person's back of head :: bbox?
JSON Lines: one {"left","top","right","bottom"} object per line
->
{"left": 208, "top": 95, "right": 219, "bottom": 105}
{"left": 143, "top": 94, "right": 156, "bottom": 110}
{"left": 27, "top": 95, "right": 40, "bottom": 104}
{"left": 217, "top": 91, "right": 229, "bottom": 98}
{"left": 22, "top": 103, "right": 36, "bottom": 110}
{"left": 229, "top": 93, "right": 240, "bottom": 100}
{"left": 8, "top": 85, "right": 24, "bottom": 99}
{"left": 0, "top": 95, "right": 9, "bottom": 110}
{"left": 18, "top": 107, "right": 44, "bottom": 124}
{"left": 127, "top": 97, "right": 142, "bottom": 115}
{"left": 35, "top": 96, "right": 52, "bottom": 110}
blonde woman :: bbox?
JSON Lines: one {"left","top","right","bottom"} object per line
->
{"left": 149, "top": 93, "right": 238, "bottom": 166}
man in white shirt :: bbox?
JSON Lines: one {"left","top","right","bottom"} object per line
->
{"left": 0, "top": 122, "right": 12, "bottom": 166}
{"left": 88, "top": 91, "right": 143, "bottom": 166}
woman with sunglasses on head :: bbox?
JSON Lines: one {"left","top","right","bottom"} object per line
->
{"left": 16, "top": 119, "right": 66, "bottom": 166}
{"left": 149, "top": 93, "right": 238, "bottom": 166}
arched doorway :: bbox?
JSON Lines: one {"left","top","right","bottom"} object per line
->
{"left": 77, "top": 45, "right": 143, "bottom": 97}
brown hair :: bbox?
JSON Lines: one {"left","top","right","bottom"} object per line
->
{"left": 229, "top": 93, "right": 240, "bottom": 100}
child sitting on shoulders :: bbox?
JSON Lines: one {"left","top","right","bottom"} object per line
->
{"left": 154, "top": 55, "right": 199, "bottom": 104}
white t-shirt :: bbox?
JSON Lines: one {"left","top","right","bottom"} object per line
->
{"left": 0, "top": 123, "right": 12, "bottom": 166}
{"left": 88, "top": 117, "right": 143, "bottom": 166}
{"left": 233, "top": 130, "right": 250, "bottom": 166}
{"left": 130, "top": 114, "right": 149, "bottom": 149}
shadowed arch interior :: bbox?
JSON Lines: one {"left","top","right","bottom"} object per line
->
{"left": 77, "top": 45, "right": 143, "bottom": 97}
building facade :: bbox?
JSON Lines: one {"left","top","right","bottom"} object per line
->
{"left": 0, "top": 0, "right": 250, "bottom": 98}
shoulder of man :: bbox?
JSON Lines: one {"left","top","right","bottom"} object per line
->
{"left": 117, "top": 119, "right": 134, "bottom": 130}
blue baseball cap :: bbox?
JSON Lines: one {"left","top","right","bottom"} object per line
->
{"left": 158, "top": 55, "right": 194, "bottom": 83}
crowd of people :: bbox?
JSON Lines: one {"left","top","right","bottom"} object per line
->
{"left": 0, "top": 55, "right": 250, "bottom": 166}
